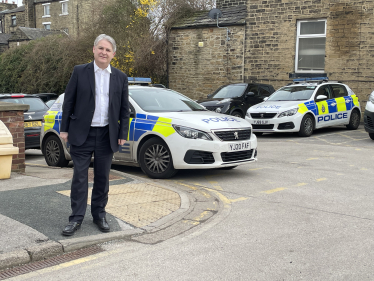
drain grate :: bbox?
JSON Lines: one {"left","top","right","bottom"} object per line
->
{"left": 0, "top": 246, "right": 104, "bottom": 280}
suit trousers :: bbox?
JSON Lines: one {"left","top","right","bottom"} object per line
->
{"left": 69, "top": 125, "right": 114, "bottom": 223}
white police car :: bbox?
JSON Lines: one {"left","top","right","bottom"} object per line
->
{"left": 245, "top": 78, "right": 361, "bottom": 137}
{"left": 41, "top": 86, "right": 258, "bottom": 179}
{"left": 364, "top": 90, "right": 374, "bottom": 140}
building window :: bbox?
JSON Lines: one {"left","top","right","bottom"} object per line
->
{"left": 60, "top": 0, "right": 68, "bottom": 15}
{"left": 43, "top": 22, "right": 51, "bottom": 30}
{"left": 295, "top": 19, "right": 326, "bottom": 72}
{"left": 43, "top": 3, "right": 51, "bottom": 17}
{"left": 11, "top": 15, "right": 16, "bottom": 26}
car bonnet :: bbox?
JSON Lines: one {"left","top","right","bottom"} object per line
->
{"left": 248, "top": 100, "right": 306, "bottom": 113}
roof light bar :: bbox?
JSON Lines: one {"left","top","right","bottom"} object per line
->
{"left": 293, "top": 77, "right": 329, "bottom": 82}
{"left": 11, "top": 94, "right": 25, "bottom": 98}
{"left": 128, "top": 77, "right": 152, "bottom": 84}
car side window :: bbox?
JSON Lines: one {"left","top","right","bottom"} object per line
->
{"left": 315, "top": 85, "right": 332, "bottom": 100}
{"left": 330, "top": 85, "right": 348, "bottom": 98}
{"left": 259, "top": 86, "right": 271, "bottom": 96}
{"left": 247, "top": 85, "right": 259, "bottom": 96}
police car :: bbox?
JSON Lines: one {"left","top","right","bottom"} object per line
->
{"left": 245, "top": 78, "right": 361, "bottom": 137}
{"left": 41, "top": 86, "right": 258, "bottom": 179}
{"left": 363, "top": 90, "right": 374, "bottom": 140}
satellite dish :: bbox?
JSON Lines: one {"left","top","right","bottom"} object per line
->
{"left": 208, "top": 8, "right": 222, "bottom": 20}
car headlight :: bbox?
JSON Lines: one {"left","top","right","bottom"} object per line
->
{"left": 369, "top": 91, "right": 374, "bottom": 104}
{"left": 278, "top": 108, "right": 298, "bottom": 118}
{"left": 217, "top": 98, "right": 232, "bottom": 104}
{"left": 246, "top": 112, "right": 251, "bottom": 118}
{"left": 173, "top": 125, "right": 213, "bottom": 140}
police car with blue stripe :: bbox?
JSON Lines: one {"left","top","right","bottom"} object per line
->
{"left": 245, "top": 78, "right": 361, "bottom": 137}
{"left": 41, "top": 85, "right": 258, "bottom": 178}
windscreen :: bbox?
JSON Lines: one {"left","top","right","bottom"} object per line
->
{"left": 129, "top": 88, "right": 206, "bottom": 112}
{"left": 267, "top": 86, "right": 316, "bottom": 101}
{"left": 2, "top": 97, "right": 48, "bottom": 111}
{"left": 211, "top": 85, "right": 246, "bottom": 98}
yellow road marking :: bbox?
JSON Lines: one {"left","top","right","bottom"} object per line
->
{"left": 296, "top": 183, "right": 307, "bottom": 187}
{"left": 248, "top": 167, "right": 266, "bottom": 171}
{"left": 307, "top": 158, "right": 319, "bottom": 161}
{"left": 316, "top": 178, "right": 327, "bottom": 182}
{"left": 261, "top": 187, "right": 287, "bottom": 194}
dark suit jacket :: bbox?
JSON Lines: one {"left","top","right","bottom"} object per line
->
{"left": 61, "top": 61, "right": 129, "bottom": 153}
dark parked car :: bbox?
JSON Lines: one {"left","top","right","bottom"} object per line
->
{"left": 34, "top": 93, "right": 59, "bottom": 103}
{"left": 197, "top": 83, "right": 275, "bottom": 118}
{"left": 0, "top": 94, "right": 49, "bottom": 149}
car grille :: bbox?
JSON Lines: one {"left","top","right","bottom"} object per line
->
{"left": 213, "top": 129, "right": 251, "bottom": 141}
{"left": 250, "top": 113, "right": 277, "bottom": 119}
{"left": 252, "top": 124, "right": 274, "bottom": 129}
{"left": 366, "top": 116, "right": 374, "bottom": 129}
{"left": 184, "top": 150, "right": 215, "bottom": 164}
{"left": 221, "top": 149, "right": 254, "bottom": 162}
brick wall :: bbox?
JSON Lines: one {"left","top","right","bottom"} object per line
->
{"left": 245, "top": 0, "right": 374, "bottom": 111}
{"left": 0, "top": 108, "right": 27, "bottom": 173}
{"left": 169, "top": 25, "right": 245, "bottom": 100}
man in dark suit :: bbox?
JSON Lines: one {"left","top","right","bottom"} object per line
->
{"left": 60, "top": 34, "right": 129, "bottom": 236}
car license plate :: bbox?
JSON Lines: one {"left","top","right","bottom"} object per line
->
{"left": 229, "top": 142, "right": 250, "bottom": 151}
{"left": 253, "top": 120, "right": 269, "bottom": 125}
{"left": 24, "top": 121, "right": 42, "bottom": 128}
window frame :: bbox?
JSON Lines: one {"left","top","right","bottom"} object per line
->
{"left": 60, "top": 0, "right": 69, "bottom": 15}
{"left": 42, "top": 3, "right": 51, "bottom": 18}
{"left": 11, "top": 15, "right": 16, "bottom": 26}
{"left": 295, "top": 19, "right": 327, "bottom": 73}
{"left": 43, "top": 22, "right": 51, "bottom": 30}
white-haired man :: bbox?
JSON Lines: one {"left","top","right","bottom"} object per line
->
{"left": 60, "top": 34, "right": 129, "bottom": 236}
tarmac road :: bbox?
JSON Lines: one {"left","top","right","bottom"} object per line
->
{"left": 13, "top": 125, "right": 374, "bottom": 280}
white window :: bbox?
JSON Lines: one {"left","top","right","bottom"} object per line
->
{"left": 11, "top": 15, "right": 16, "bottom": 26}
{"left": 43, "top": 3, "right": 51, "bottom": 17}
{"left": 295, "top": 19, "right": 326, "bottom": 73}
{"left": 60, "top": 0, "right": 68, "bottom": 15}
{"left": 43, "top": 22, "right": 51, "bottom": 30}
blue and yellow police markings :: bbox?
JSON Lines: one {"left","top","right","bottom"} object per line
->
{"left": 119, "top": 143, "right": 131, "bottom": 154}
{"left": 130, "top": 113, "right": 176, "bottom": 141}
{"left": 43, "top": 111, "right": 61, "bottom": 133}
{"left": 298, "top": 95, "right": 359, "bottom": 123}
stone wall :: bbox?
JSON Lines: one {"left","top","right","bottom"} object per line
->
{"left": 34, "top": 0, "right": 114, "bottom": 37}
{"left": 169, "top": 25, "right": 245, "bottom": 100}
{"left": 0, "top": 3, "right": 17, "bottom": 12}
{"left": 217, "top": 0, "right": 246, "bottom": 9}
{"left": 0, "top": 43, "right": 8, "bottom": 53}
{"left": 3, "top": 10, "right": 25, "bottom": 33}
{"left": 245, "top": 0, "right": 374, "bottom": 111}
{"left": 0, "top": 103, "right": 29, "bottom": 173}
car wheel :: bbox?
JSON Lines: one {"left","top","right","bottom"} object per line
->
{"left": 298, "top": 114, "right": 314, "bottom": 137}
{"left": 139, "top": 137, "right": 177, "bottom": 179}
{"left": 346, "top": 109, "right": 360, "bottom": 130}
{"left": 369, "top": 133, "right": 374, "bottom": 140}
{"left": 44, "top": 135, "right": 69, "bottom": 167}
{"left": 231, "top": 111, "right": 243, "bottom": 118}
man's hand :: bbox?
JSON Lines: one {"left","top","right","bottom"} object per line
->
{"left": 118, "top": 139, "right": 126, "bottom": 146}
{"left": 60, "top": 132, "right": 68, "bottom": 143}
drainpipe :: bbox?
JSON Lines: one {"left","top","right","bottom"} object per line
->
{"left": 242, "top": 22, "right": 246, "bottom": 82}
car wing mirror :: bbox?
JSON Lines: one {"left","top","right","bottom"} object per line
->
{"left": 246, "top": 92, "right": 255, "bottom": 97}
{"left": 316, "top": 95, "right": 327, "bottom": 101}
{"left": 129, "top": 108, "right": 135, "bottom": 118}
{"left": 263, "top": 97, "right": 269, "bottom": 101}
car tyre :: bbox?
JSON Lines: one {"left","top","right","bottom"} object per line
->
{"left": 231, "top": 111, "right": 243, "bottom": 118}
{"left": 298, "top": 114, "right": 314, "bottom": 137}
{"left": 369, "top": 133, "right": 374, "bottom": 140}
{"left": 346, "top": 109, "right": 360, "bottom": 130}
{"left": 44, "top": 135, "right": 69, "bottom": 167}
{"left": 139, "top": 137, "right": 177, "bottom": 179}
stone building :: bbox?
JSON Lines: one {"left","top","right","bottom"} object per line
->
{"left": 168, "top": 0, "right": 374, "bottom": 110}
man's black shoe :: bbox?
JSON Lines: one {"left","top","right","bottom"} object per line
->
{"left": 62, "top": 222, "right": 81, "bottom": 236}
{"left": 93, "top": 217, "right": 110, "bottom": 232}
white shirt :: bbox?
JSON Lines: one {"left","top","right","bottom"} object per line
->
{"left": 91, "top": 61, "right": 111, "bottom": 127}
